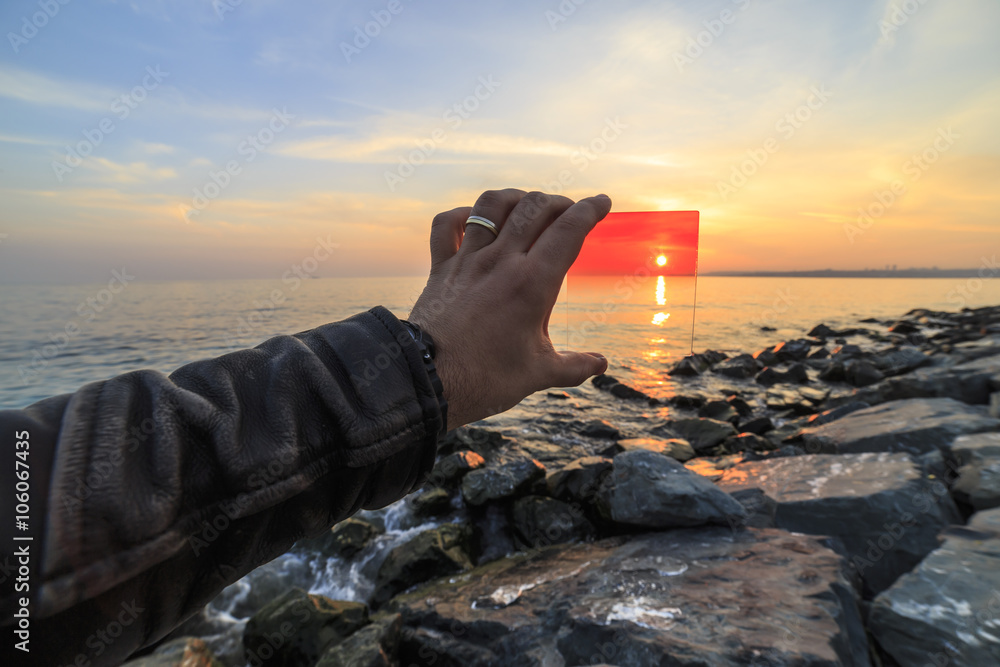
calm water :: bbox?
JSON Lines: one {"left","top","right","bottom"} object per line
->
{"left": 2, "top": 275, "right": 999, "bottom": 410}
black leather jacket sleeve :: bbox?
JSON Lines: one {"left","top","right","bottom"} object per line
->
{"left": 0, "top": 306, "right": 444, "bottom": 666}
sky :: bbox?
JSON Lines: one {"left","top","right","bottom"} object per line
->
{"left": 0, "top": 0, "right": 998, "bottom": 283}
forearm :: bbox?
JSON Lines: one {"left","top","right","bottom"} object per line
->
{"left": 0, "top": 306, "right": 444, "bottom": 665}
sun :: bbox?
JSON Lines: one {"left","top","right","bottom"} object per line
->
{"left": 656, "top": 254, "right": 668, "bottom": 267}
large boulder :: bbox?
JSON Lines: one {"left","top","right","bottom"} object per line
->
{"left": 951, "top": 433, "right": 1000, "bottom": 511}
{"left": 243, "top": 589, "right": 369, "bottom": 667}
{"left": 869, "top": 507, "right": 1000, "bottom": 667}
{"left": 427, "top": 450, "right": 486, "bottom": 488}
{"left": 385, "top": 528, "right": 870, "bottom": 666}
{"left": 712, "top": 353, "right": 761, "bottom": 379}
{"left": 512, "top": 495, "right": 595, "bottom": 548}
{"left": 372, "top": 524, "right": 473, "bottom": 608}
{"left": 800, "top": 398, "right": 1000, "bottom": 456}
{"left": 315, "top": 614, "right": 402, "bottom": 667}
{"left": 460, "top": 457, "right": 546, "bottom": 507}
{"left": 595, "top": 449, "right": 747, "bottom": 528}
{"left": 546, "top": 456, "right": 613, "bottom": 507}
{"left": 718, "top": 452, "right": 960, "bottom": 594}
{"left": 655, "top": 417, "right": 737, "bottom": 454}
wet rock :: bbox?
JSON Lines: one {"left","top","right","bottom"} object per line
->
{"left": 871, "top": 345, "right": 930, "bottom": 376}
{"left": 608, "top": 437, "right": 696, "bottom": 462}
{"left": 697, "top": 399, "right": 739, "bottom": 423}
{"left": 591, "top": 374, "right": 656, "bottom": 402}
{"left": 546, "top": 390, "right": 571, "bottom": 399}
{"left": 546, "top": 456, "right": 613, "bottom": 506}
{"left": 808, "top": 346, "right": 831, "bottom": 360}
{"left": 654, "top": 417, "right": 737, "bottom": 454}
{"left": 765, "top": 386, "right": 811, "bottom": 412}
{"left": 809, "top": 323, "right": 840, "bottom": 339}
{"left": 512, "top": 495, "right": 595, "bottom": 547}
{"left": 739, "top": 415, "right": 774, "bottom": 435}
{"left": 122, "top": 638, "right": 224, "bottom": 667}
{"left": 409, "top": 487, "right": 453, "bottom": 519}
{"left": 244, "top": 589, "right": 369, "bottom": 667}
{"left": 800, "top": 398, "right": 1000, "bottom": 456}
{"left": 753, "top": 347, "right": 779, "bottom": 366}
{"left": 831, "top": 344, "right": 864, "bottom": 359}
{"left": 869, "top": 508, "right": 1000, "bottom": 667}
{"left": 711, "top": 353, "right": 761, "bottom": 379}
{"left": 755, "top": 363, "right": 809, "bottom": 387}
{"left": 719, "top": 452, "right": 960, "bottom": 595}
{"left": 888, "top": 320, "right": 921, "bottom": 334}
{"left": 850, "top": 354, "right": 1000, "bottom": 406}
{"left": 596, "top": 449, "right": 747, "bottom": 528}
{"left": 429, "top": 450, "right": 486, "bottom": 488}
{"left": 818, "top": 361, "right": 846, "bottom": 382}
{"left": 991, "top": 392, "right": 1000, "bottom": 418}
{"left": 315, "top": 614, "right": 402, "bottom": 667}
{"left": 461, "top": 457, "right": 546, "bottom": 507}
{"left": 437, "top": 427, "right": 507, "bottom": 459}
{"left": 728, "top": 488, "right": 778, "bottom": 528}
{"left": 799, "top": 384, "right": 831, "bottom": 405}
{"left": 667, "top": 350, "right": 728, "bottom": 376}
{"left": 800, "top": 401, "right": 871, "bottom": 430}
{"left": 373, "top": 524, "right": 474, "bottom": 608}
{"left": 726, "top": 394, "right": 754, "bottom": 417}
{"left": 951, "top": 433, "right": 1000, "bottom": 511}
{"left": 718, "top": 432, "right": 775, "bottom": 454}
{"left": 844, "top": 359, "right": 885, "bottom": 387}
{"left": 386, "top": 529, "right": 869, "bottom": 667}
{"left": 578, "top": 418, "right": 621, "bottom": 439}
{"left": 772, "top": 339, "right": 813, "bottom": 362}
{"left": 323, "top": 518, "right": 383, "bottom": 560}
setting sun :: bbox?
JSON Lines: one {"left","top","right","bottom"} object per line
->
{"left": 656, "top": 255, "right": 668, "bottom": 267}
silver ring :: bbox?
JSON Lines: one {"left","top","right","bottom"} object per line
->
{"left": 465, "top": 215, "right": 499, "bottom": 238}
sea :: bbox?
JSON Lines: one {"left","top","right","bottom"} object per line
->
{"left": 3, "top": 275, "right": 1000, "bottom": 663}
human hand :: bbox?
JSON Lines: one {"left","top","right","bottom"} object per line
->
{"left": 407, "top": 189, "right": 612, "bottom": 431}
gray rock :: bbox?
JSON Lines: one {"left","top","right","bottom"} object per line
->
{"left": 315, "top": 614, "right": 401, "bottom": 667}
{"left": 372, "top": 524, "right": 473, "bottom": 608}
{"left": 809, "top": 323, "right": 839, "bottom": 338}
{"left": 844, "top": 359, "right": 885, "bottom": 387}
{"left": 739, "top": 415, "right": 774, "bottom": 435}
{"left": 952, "top": 433, "right": 1000, "bottom": 511}
{"left": 772, "top": 339, "right": 813, "bottom": 362}
{"left": 428, "top": 450, "right": 486, "bottom": 488}
{"left": 800, "top": 398, "right": 1000, "bottom": 456}
{"left": 385, "top": 528, "right": 870, "bottom": 666}
{"left": 460, "top": 457, "right": 546, "bottom": 507}
{"left": 872, "top": 345, "right": 930, "bottom": 376}
{"left": 512, "top": 495, "right": 595, "bottom": 547}
{"left": 991, "top": 392, "right": 1000, "bottom": 418}
{"left": 719, "top": 452, "right": 960, "bottom": 594}
{"left": 698, "top": 399, "right": 740, "bottom": 423}
{"left": 409, "top": 487, "right": 452, "bottom": 519}
{"left": 711, "top": 353, "right": 761, "bottom": 379}
{"left": 596, "top": 449, "right": 747, "bottom": 528}
{"left": 244, "top": 589, "right": 369, "bottom": 667}
{"left": 323, "top": 518, "right": 382, "bottom": 560}
{"left": 869, "top": 508, "right": 1000, "bottom": 667}
{"left": 756, "top": 363, "right": 809, "bottom": 387}
{"left": 608, "top": 437, "right": 696, "bottom": 462}
{"left": 592, "top": 374, "right": 656, "bottom": 402}
{"left": 655, "top": 417, "right": 737, "bottom": 454}
{"left": 718, "top": 432, "right": 775, "bottom": 454}
{"left": 579, "top": 418, "right": 621, "bottom": 439}
{"left": 121, "top": 638, "right": 224, "bottom": 667}
{"left": 545, "top": 456, "right": 613, "bottom": 507}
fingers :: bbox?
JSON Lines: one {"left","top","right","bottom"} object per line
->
{"left": 459, "top": 188, "right": 526, "bottom": 254}
{"left": 528, "top": 194, "right": 612, "bottom": 282}
{"left": 429, "top": 206, "right": 472, "bottom": 266}
{"left": 547, "top": 351, "right": 608, "bottom": 388}
{"left": 499, "top": 191, "right": 576, "bottom": 253}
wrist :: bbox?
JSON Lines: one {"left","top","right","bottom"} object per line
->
{"left": 400, "top": 320, "right": 450, "bottom": 436}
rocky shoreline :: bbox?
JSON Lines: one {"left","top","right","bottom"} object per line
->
{"left": 127, "top": 305, "right": 1000, "bottom": 667}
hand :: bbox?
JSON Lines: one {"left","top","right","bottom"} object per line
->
{"left": 408, "top": 189, "right": 612, "bottom": 431}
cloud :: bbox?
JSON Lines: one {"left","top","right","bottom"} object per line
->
{"left": 83, "top": 158, "right": 178, "bottom": 184}
{"left": 0, "top": 67, "right": 113, "bottom": 112}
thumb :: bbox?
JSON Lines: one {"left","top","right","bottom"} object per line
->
{"left": 547, "top": 351, "right": 608, "bottom": 388}
{"left": 429, "top": 206, "right": 472, "bottom": 266}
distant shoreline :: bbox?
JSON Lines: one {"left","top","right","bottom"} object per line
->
{"left": 702, "top": 269, "right": 991, "bottom": 279}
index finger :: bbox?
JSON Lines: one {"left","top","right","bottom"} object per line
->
{"left": 528, "top": 194, "right": 612, "bottom": 281}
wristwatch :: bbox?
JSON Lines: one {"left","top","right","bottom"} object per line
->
{"left": 401, "top": 320, "right": 448, "bottom": 436}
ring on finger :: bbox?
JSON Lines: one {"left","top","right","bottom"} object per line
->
{"left": 465, "top": 215, "right": 499, "bottom": 238}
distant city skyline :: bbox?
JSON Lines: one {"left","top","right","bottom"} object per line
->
{"left": 1, "top": 0, "right": 998, "bottom": 283}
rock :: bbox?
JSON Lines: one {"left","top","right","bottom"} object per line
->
{"left": 799, "top": 401, "right": 871, "bottom": 430}
{"left": 711, "top": 353, "right": 761, "bottom": 379}
{"left": 728, "top": 488, "right": 777, "bottom": 527}
{"left": 372, "top": 524, "right": 474, "bottom": 608}
{"left": 755, "top": 363, "right": 809, "bottom": 387}
{"left": 799, "top": 384, "right": 831, "bottom": 405}
{"left": 766, "top": 386, "right": 811, "bottom": 412}
{"left": 753, "top": 347, "right": 779, "bottom": 366}
{"left": 718, "top": 432, "right": 775, "bottom": 454}
{"left": 437, "top": 427, "right": 507, "bottom": 459}
{"left": 888, "top": 320, "right": 921, "bottom": 334}
{"left": 121, "top": 638, "right": 224, "bottom": 667}
{"left": 871, "top": 345, "right": 930, "bottom": 376}
{"left": 697, "top": 399, "right": 739, "bottom": 423}
{"left": 726, "top": 395, "right": 754, "bottom": 417}
{"left": 591, "top": 374, "right": 656, "bottom": 402}
{"left": 869, "top": 508, "right": 1000, "bottom": 667}
{"left": 315, "top": 614, "right": 402, "bottom": 667}
{"left": 831, "top": 344, "right": 864, "bottom": 359}
{"left": 739, "top": 416, "right": 774, "bottom": 435}
{"left": 772, "top": 339, "right": 813, "bottom": 362}
{"left": 667, "top": 350, "right": 727, "bottom": 376}
{"left": 546, "top": 456, "right": 613, "bottom": 506}
{"left": 324, "top": 518, "right": 382, "bottom": 560}
{"left": 460, "top": 457, "right": 546, "bottom": 507}
{"left": 951, "top": 433, "right": 1000, "bottom": 511}
{"left": 818, "top": 361, "right": 846, "bottom": 382}
{"left": 808, "top": 346, "right": 831, "bottom": 360}
{"left": 608, "top": 437, "right": 696, "bottom": 462}
{"left": 385, "top": 529, "right": 869, "bottom": 667}
{"left": 654, "top": 417, "right": 737, "bottom": 454}
{"left": 409, "top": 487, "right": 452, "bottom": 519}
{"left": 512, "top": 495, "right": 595, "bottom": 547}
{"left": 578, "top": 418, "right": 621, "bottom": 439}
{"left": 809, "top": 323, "right": 840, "bottom": 338}
{"left": 244, "top": 589, "right": 369, "bottom": 667}
{"left": 596, "top": 449, "right": 747, "bottom": 528}
{"left": 844, "top": 359, "right": 885, "bottom": 387}
{"left": 546, "top": 390, "right": 571, "bottom": 399}
{"left": 800, "top": 398, "right": 1000, "bottom": 456}
{"left": 991, "top": 392, "right": 1000, "bottom": 418}
{"left": 719, "top": 452, "right": 960, "bottom": 595}
{"left": 428, "top": 450, "right": 486, "bottom": 488}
